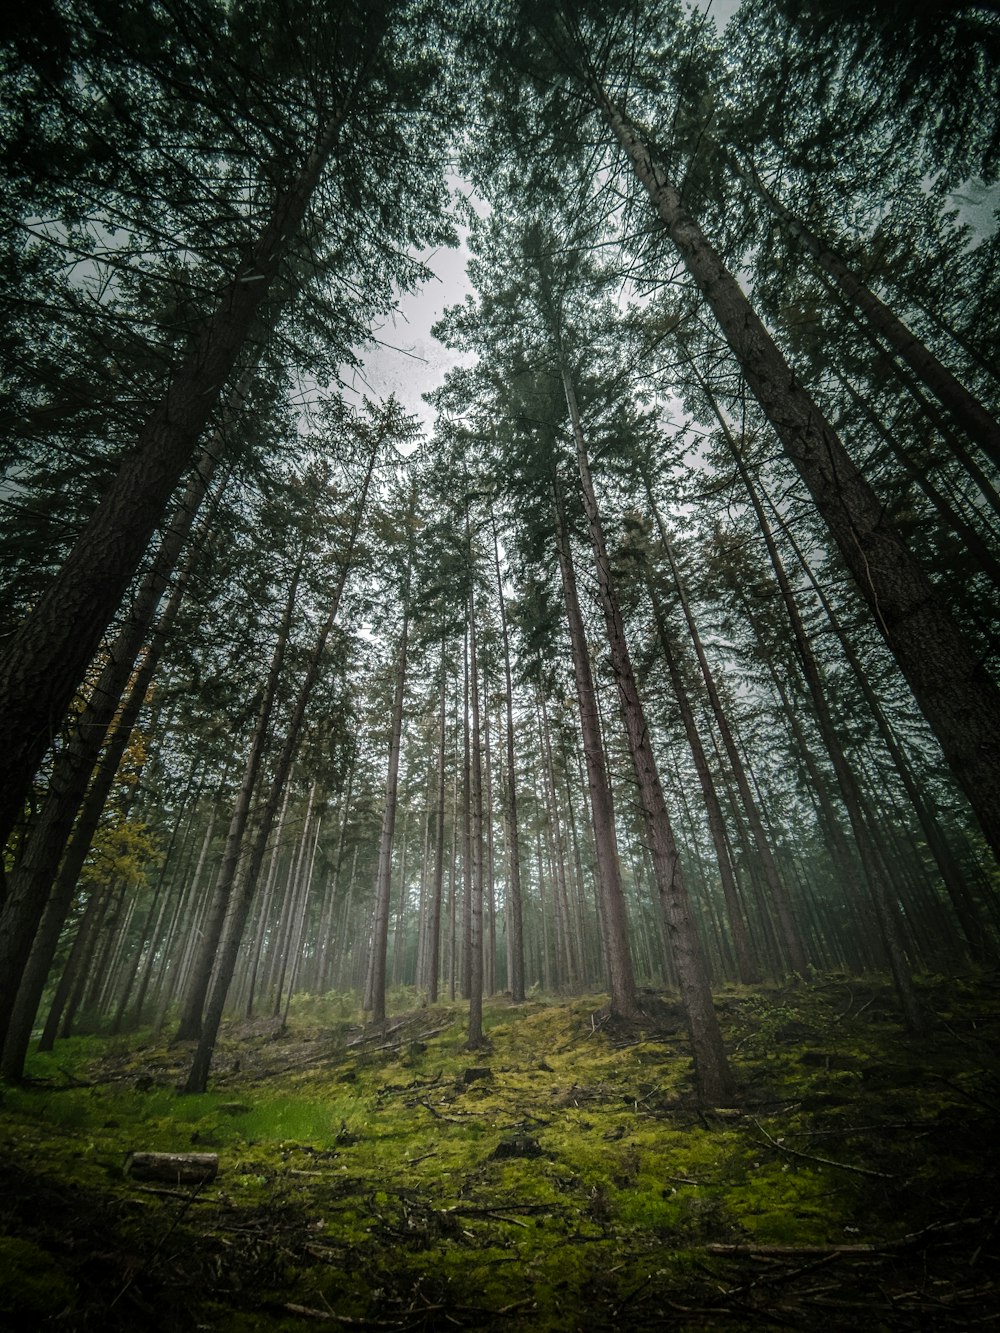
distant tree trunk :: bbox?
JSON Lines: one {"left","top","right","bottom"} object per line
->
{"left": 368, "top": 611, "right": 410, "bottom": 1028}
{"left": 467, "top": 581, "right": 486, "bottom": 1049}
{"left": 641, "top": 560, "right": 759, "bottom": 984}
{"left": 539, "top": 696, "right": 578, "bottom": 989}
{"left": 553, "top": 487, "right": 639, "bottom": 1019}
{"left": 281, "top": 807, "right": 321, "bottom": 1026}
{"left": 182, "top": 448, "right": 377, "bottom": 1092}
{"left": 460, "top": 624, "right": 473, "bottom": 1002}
{"left": 595, "top": 86, "right": 1000, "bottom": 865}
{"left": 242, "top": 786, "right": 291, "bottom": 1018}
{"left": 426, "top": 649, "right": 447, "bottom": 1001}
{"left": 490, "top": 508, "right": 526, "bottom": 1000}
{"left": 314, "top": 763, "right": 355, "bottom": 994}
{"left": 644, "top": 470, "right": 809, "bottom": 975}
{"left": 783, "top": 514, "right": 993, "bottom": 960}
{"left": 564, "top": 369, "right": 733, "bottom": 1105}
{"left": 483, "top": 707, "right": 497, "bottom": 996}
{"left": 713, "top": 399, "right": 925, "bottom": 1030}
{"left": 150, "top": 807, "right": 218, "bottom": 1037}
{"left": 174, "top": 556, "right": 303, "bottom": 1042}
{"left": 0, "top": 110, "right": 352, "bottom": 854}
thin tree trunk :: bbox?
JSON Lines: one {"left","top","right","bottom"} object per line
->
{"left": 766, "top": 489, "right": 993, "bottom": 959}
{"left": 642, "top": 561, "right": 759, "bottom": 984}
{"left": 174, "top": 557, "right": 302, "bottom": 1042}
{"left": 467, "top": 581, "right": 486, "bottom": 1048}
{"left": 745, "top": 163, "right": 1000, "bottom": 469}
{"left": 564, "top": 368, "right": 733, "bottom": 1105}
{"left": 716, "top": 404, "right": 925, "bottom": 1031}
{"left": 0, "top": 453, "right": 220, "bottom": 1055}
{"left": 427, "top": 650, "right": 447, "bottom": 1001}
{"left": 642, "top": 469, "right": 808, "bottom": 974}
{"left": 553, "top": 487, "right": 638, "bottom": 1018}
{"left": 490, "top": 507, "right": 525, "bottom": 1000}
{"left": 368, "top": 612, "right": 409, "bottom": 1028}
{"left": 182, "top": 448, "right": 377, "bottom": 1092}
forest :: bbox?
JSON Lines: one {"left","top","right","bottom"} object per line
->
{"left": 1, "top": 0, "right": 999, "bottom": 1327}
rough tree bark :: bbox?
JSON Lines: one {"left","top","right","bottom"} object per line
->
{"left": 563, "top": 369, "right": 733, "bottom": 1105}
{"left": 593, "top": 84, "right": 1000, "bottom": 865}
{"left": 553, "top": 487, "right": 639, "bottom": 1020}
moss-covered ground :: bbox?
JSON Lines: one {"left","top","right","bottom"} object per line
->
{"left": 1, "top": 972, "right": 998, "bottom": 1329}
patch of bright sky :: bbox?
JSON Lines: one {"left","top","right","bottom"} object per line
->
{"left": 342, "top": 177, "right": 478, "bottom": 442}
{"left": 345, "top": 5, "right": 744, "bottom": 445}
{"left": 343, "top": 0, "right": 996, "bottom": 448}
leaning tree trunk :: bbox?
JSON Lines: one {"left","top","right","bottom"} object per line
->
{"left": 642, "top": 467, "right": 809, "bottom": 975}
{"left": 641, "top": 560, "right": 759, "bottom": 985}
{"left": 174, "top": 555, "right": 303, "bottom": 1042}
{"left": 724, "top": 415, "right": 924, "bottom": 1034}
{"left": 595, "top": 86, "right": 1000, "bottom": 866}
{"left": 564, "top": 371, "right": 733, "bottom": 1105}
{"left": 0, "top": 452, "right": 220, "bottom": 1059}
{"left": 743, "top": 161, "right": 1000, "bottom": 470}
{"left": 778, "top": 502, "right": 993, "bottom": 961}
{"left": 0, "top": 108, "right": 352, "bottom": 854}
{"left": 553, "top": 487, "right": 639, "bottom": 1020}
{"left": 183, "top": 448, "right": 379, "bottom": 1093}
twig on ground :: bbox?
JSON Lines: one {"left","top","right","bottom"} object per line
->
{"left": 750, "top": 1117, "right": 895, "bottom": 1178}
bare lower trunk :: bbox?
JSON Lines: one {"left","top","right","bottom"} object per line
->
{"left": 553, "top": 489, "right": 638, "bottom": 1019}
{"left": 467, "top": 583, "right": 486, "bottom": 1048}
{"left": 643, "top": 565, "right": 759, "bottom": 984}
{"left": 0, "top": 454, "right": 219, "bottom": 1060}
{"left": 564, "top": 372, "right": 733, "bottom": 1104}
{"left": 490, "top": 509, "right": 526, "bottom": 1000}
{"left": 175, "top": 557, "right": 302, "bottom": 1042}
{"left": 368, "top": 614, "right": 410, "bottom": 1028}
{"left": 645, "top": 471, "right": 808, "bottom": 975}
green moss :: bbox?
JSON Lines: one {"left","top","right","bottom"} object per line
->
{"left": 0, "top": 1235, "right": 77, "bottom": 1317}
{"left": 1, "top": 971, "right": 997, "bottom": 1328}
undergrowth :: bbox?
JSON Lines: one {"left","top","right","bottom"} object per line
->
{"left": 1, "top": 971, "right": 998, "bottom": 1330}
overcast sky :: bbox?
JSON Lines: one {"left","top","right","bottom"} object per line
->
{"left": 345, "top": 1, "right": 742, "bottom": 433}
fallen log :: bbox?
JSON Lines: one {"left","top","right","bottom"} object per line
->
{"left": 124, "top": 1152, "right": 219, "bottom": 1184}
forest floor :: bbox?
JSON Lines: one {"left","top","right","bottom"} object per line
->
{"left": 1, "top": 972, "right": 998, "bottom": 1331}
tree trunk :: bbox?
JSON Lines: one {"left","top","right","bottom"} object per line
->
{"left": 0, "top": 452, "right": 219, "bottom": 1058}
{"left": 174, "top": 556, "right": 302, "bottom": 1042}
{"left": 426, "top": 650, "right": 447, "bottom": 1001}
{"left": 553, "top": 487, "right": 638, "bottom": 1019}
{"left": 746, "top": 163, "right": 1000, "bottom": 469}
{"left": 490, "top": 508, "right": 526, "bottom": 1000}
{"left": 564, "top": 370, "right": 733, "bottom": 1104}
{"left": 644, "top": 469, "right": 809, "bottom": 975}
{"left": 713, "top": 398, "right": 925, "bottom": 1028}
{"left": 368, "top": 613, "right": 409, "bottom": 1028}
{"left": 182, "top": 447, "right": 377, "bottom": 1092}
{"left": 597, "top": 89, "right": 1000, "bottom": 865}
{"left": 642, "top": 561, "right": 759, "bottom": 984}
{"left": 0, "top": 109, "right": 351, "bottom": 852}
{"left": 467, "top": 581, "right": 486, "bottom": 1049}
